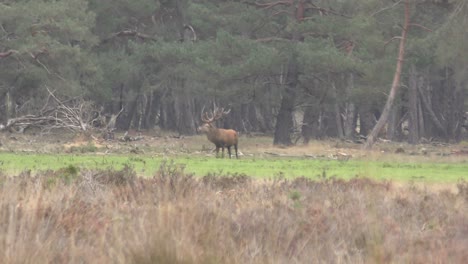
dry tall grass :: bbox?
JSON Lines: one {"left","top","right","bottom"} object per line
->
{"left": 0, "top": 163, "right": 466, "bottom": 264}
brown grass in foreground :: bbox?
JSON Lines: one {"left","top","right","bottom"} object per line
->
{"left": 0, "top": 163, "right": 466, "bottom": 264}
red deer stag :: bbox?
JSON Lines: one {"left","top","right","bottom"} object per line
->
{"left": 198, "top": 106, "right": 238, "bottom": 159}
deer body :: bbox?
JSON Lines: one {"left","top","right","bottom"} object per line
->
{"left": 198, "top": 107, "right": 238, "bottom": 159}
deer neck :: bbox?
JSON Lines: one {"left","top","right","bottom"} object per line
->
{"left": 206, "top": 125, "right": 220, "bottom": 140}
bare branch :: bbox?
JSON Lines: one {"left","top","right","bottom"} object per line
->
{"left": 383, "top": 36, "right": 403, "bottom": 51}
{"left": 102, "top": 30, "right": 157, "bottom": 44}
{"left": 255, "top": 37, "right": 291, "bottom": 43}
{"left": 253, "top": 0, "right": 293, "bottom": 9}
{"left": 371, "top": 0, "right": 403, "bottom": 17}
{"left": 184, "top": 24, "right": 197, "bottom": 42}
{"left": 0, "top": 49, "right": 18, "bottom": 59}
{"left": 271, "top": 10, "right": 294, "bottom": 17}
{"left": 305, "top": 4, "right": 352, "bottom": 19}
{"left": 409, "top": 23, "right": 433, "bottom": 32}
{"left": 1, "top": 87, "right": 104, "bottom": 133}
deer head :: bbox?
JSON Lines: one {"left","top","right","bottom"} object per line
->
{"left": 199, "top": 106, "right": 231, "bottom": 132}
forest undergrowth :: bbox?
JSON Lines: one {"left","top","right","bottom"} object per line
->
{"left": 0, "top": 162, "right": 466, "bottom": 264}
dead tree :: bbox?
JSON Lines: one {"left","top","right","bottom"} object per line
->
{"left": 0, "top": 87, "right": 103, "bottom": 134}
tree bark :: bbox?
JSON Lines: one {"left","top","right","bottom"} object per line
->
{"left": 343, "top": 73, "right": 356, "bottom": 139}
{"left": 364, "top": 0, "right": 410, "bottom": 149}
{"left": 272, "top": 1, "right": 305, "bottom": 145}
{"left": 273, "top": 60, "right": 298, "bottom": 145}
{"left": 121, "top": 94, "right": 140, "bottom": 131}
{"left": 408, "top": 65, "right": 419, "bottom": 144}
{"left": 159, "top": 89, "right": 178, "bottom": 131}
{"left": 273, "top": 86, "right": 296, "bottom": 145}
{"left": 331, "top": 78, "right": 344, "bottom": 139}
{"left": 174, "top": 93, "right": 196, "bottom": 135}
{"left": 418, "top": 83, "right": 447, "bottom": 138}
{"left": 146, "top": 90, "right": 162, "bottom": 129}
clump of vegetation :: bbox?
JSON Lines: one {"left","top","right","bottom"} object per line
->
{"left": 202, "top": 172, "right": 250, "bottom": 189}
{"left": 0, "top": 168, "right": 466, "bottom": 263}
{"left": 69, "top": 142, "right": 98, "bottom": 153}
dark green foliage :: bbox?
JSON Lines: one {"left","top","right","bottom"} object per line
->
{"left": 0, "top": 0, "right": 467, "bottom": 141}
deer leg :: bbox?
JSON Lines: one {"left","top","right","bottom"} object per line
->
{"left": 221, "top": 146, "right": 225, "bottom": 158}
{"left": 234, "top": 144, "right": 238, "bottom": 159}
{"left": 227, "top": 146, "right": 232, "bottom": 159}
{"left": 215, "top": 146, "right": 220, "bottom": 158}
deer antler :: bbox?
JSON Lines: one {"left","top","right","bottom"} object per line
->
{"left": 201, "top": 106, "right": 214, "bottom": 123}
{"left": 201, "top": 106, "right": 231, "bottom": 123}
{"left": 213, "top": 107, "right": 231, "bottom": 121}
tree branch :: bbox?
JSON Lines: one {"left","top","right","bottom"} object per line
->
{"left": 255, "top": 37, "right": 291, "bottom": 43}
{"left": 0, "top": 49, "right": 18, "bottom": 59}
{"left": 253, "top": 0, "right": 293, "bottom": 9}
{"left": 371, "top": 0, "right": 403, "bottom": 17}
{"left": 102, "top": 30, "right": 157, "bottom": 44}
{"left": 383, "top": 36, "right": 403, "bottom": 51}
{"left": 409, "top": 23, "right": 433, "bottom": 32}
{"left": 305, "top": 4, "right": 352, "bottom": 18}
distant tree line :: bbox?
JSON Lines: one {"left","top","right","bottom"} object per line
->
{"left": 1, "top": 0, "right": 467, "bottom": 146}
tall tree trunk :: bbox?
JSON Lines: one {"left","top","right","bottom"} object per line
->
{"left": 331, "top": 79, "right": 344, "bottom": 139}
{"left": 343, "top": 73, "right": 356, "bottom": 139}
{"left": 120, "top": 94, "right": 140, "bottom": 131}
{"left": 358, "top": 108, "right": 374, "bottom": 137}
{"left": 174, "top": 93, "right": 196, "bottom": 135}
{"left": 273, "top": 87, "right": 296, "bottom": 145}
{"left": 408, "top": 65, "right": 419, "bottom": 144}
{"left": 146, "top": 90, "right": 162, "bottom": 129}
{"left": 142, "top": 92, "right": 153, "bottom": 129}
{"left": 159, "top": 90, "right": 178, "bottom": 131}
{"left": 386, "top": 102, "right": 401, "bottom": 141}
{"left": 418, "top": 83, "right": 447, "bottom": 138}
{"left": 364, "top": 0, "right": 410, "bottom": 149}
{"left": 273, "top": 60, "right": 298, "bottom": 145}
{"left": 417, "top": 95, "right": 425, "bottom": 139}
{"left": 273, "top": 2, "right": 305, "bottom": 145}
{"left": 2, "top": 91, "right": 12, "bottom": 125}
{"left": 257, "top": 87, "right": 275, "bottom": 133}
{"left": 247, "top": 102, "right": 259, "bottom": 132}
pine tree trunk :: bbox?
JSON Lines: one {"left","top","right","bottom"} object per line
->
{"left": 302, "top": 105, "right": 322, "bottom": 144}
{"left": 273, "top": 2, "right": 306, "bottom": 145}
{"left": 408, "top": 65, "right": 419, "bottom": 144}
{"left": 364, "top": 0, "right": 410, "bottom": 149}
{"left": 142, "top": 92, "right": 153, "bottom": 129}
{"left": 418, "top": 96, "right": 425, "bottom": 139}
{"left": 273, "top": 87, "right": 296, "bottom": 145}
{"left": 2, "top": 91, "right": 11, "bottom": 125}
{"left": 387, "top": 103, "right": 401, "bottom": 141}
{"left": 273, "top": 60, "right": 298, "bottom": 145}
{"left": 258, "top": 94, "right": 275, "bottom": 133}
{"left": 247, "top": 103, "right": 259, "bottom": 132}
{"left": 343, "top": 73, "right": 356, "bottom": 139}
{"left": 331, "top": 79, "right": 344, "bottom": 139}
{"left": 121, "top": 95, "right": 140, "bottom": 131}
{"left": 174, "top": 93, "right": 196, "bottom": 135}
{"left": 159, "top": 89, "right": 178, "bottom": 131}
{"left": 357, "top": 106, "right": 374, "bottom": 137}
{"left": 146, "top": 90, "right": 161, "bottom": 129}
{"left": 418, "top": 82, "right": 447, "bottom": 138}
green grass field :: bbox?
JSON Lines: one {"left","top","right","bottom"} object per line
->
{"left": 0, "top": 152, "right": 466, "bottom": 182}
